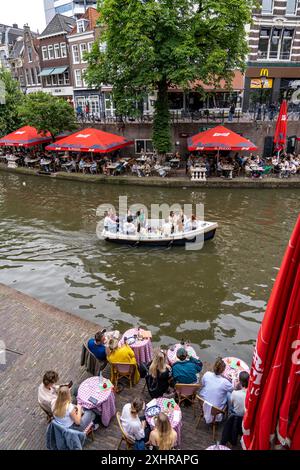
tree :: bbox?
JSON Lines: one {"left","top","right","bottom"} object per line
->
{"left": 0, "top": 69, "right": 24, "bottom": 136}
{"left": 18, "top": 92, "right": 77, "bottom": 141}
{"left": 86, "top": 0, "right": 255, "bottom": 154}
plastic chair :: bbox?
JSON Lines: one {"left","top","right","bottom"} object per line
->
{"left": 111, "top": 363, "right": 135, "bottom": 389}
{"left": 196, "top": 396, "right": 227, "bottom": 441}
{"left": 116, "top": 412, "right": 134, "bottom": 450}
{"left": 175, "top": 383, "right": 201, "bottom": 416}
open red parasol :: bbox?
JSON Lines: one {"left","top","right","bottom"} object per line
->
{"left": 0, "top": 126, "right": 52, "bottom": 147}
{"left": 187, "top": 125, "right": 257, "bottom": 152}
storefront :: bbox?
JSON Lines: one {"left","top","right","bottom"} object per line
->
{"left": 73, "top": 89, "right": 104, "bottom": 116}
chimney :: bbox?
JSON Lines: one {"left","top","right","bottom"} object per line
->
{"left": 12, "top": 23, "right": 18, "bottom": 29}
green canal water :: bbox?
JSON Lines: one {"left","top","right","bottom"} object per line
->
{"left": 0, "top": 172, "right": 299, "bottom": 364}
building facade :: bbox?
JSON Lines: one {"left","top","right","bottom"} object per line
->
{"left": 38, "top": 14, "right": 76, "bottom": 100}
{"left": 244, "top": 0, "right": 300, "bottom": 110}
{"left": 0, "top": 23, "right": 26, "bottom": 70}
{"left": 44, "top": 0, "right": 98, "bottom": 24}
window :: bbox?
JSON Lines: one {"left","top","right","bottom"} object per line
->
{"left": 54, "top": 44, "right": 60, "bottom": 59}
{"left": 74, "top": 69, "right": 82, "bottom": 87}
{"left": 286, "top": 0, "right": 298, "bottom": 15}
{"left": 135, "top": 140, "right": 153, "bottom": 154}
{"left": 61, "top": 43, "right": 67, "bottom": 58}
{"left": 28, "top": 46, "right": 33, "bottom": 63}
{"left": 36, "top": 68, "right": 41, "bottom": 84}
{"left": 64, "top": 71, "right": 70, "bottom": 85}
{"left": 45, "top": 76, "right": 51, "bottom": 86}
{"left": 25, "top": 69, "right": 31, "bottom": 85}
{"left": 258, "top": 28, "right": 270, "bottom": 59}
{"left": 55, "top": 2, "right": 73, "bottom": 15}
{"left": 30, "top": 68, "right": 35, "bottom": 85}
{"left": 42, "top": 46, "right": 48, "bottom": 61}
{"left": 280, "top": 29, "right": 294, "bottom": 60}
{"left": 80, "top": 43, "right": 87, "bottom": 63}
{"left": 58, "top": 74, "right": 64, "bottom": 85}
{"left": 72, "top": 45, "right": 80, "bottom": 64}
{"left": 269, "top": 28, "right": 281, "bottom": 59}
{"left": 261, "top": 0, "right": 273, "bottom": 14}
{"left": 48, "top": 45, "right": 54, "bottom": 60}
{"left": 104, "top": 93, "right": 115, "bottom": 117}
{"left": 77, "top": 20, "right": 86, "bottom": 34}
{"left": 88, "top": 42, "right": 93, "bottom": 53}
{"left": 89, "top": 95, "right": 100, "bottom": 114}
{"left": 82, "top": 68, "right": 88, "bottom": 87}
{"left": 258, "top": 28, "right": 294, "bottom": 60}
{"left": 52, "top": 74, "right": 58, "bottom": 86}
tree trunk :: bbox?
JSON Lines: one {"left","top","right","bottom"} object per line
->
{"left": 153, "top": 78, "right": 171, "bottom": 157}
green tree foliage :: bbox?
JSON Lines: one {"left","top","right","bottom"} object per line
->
{"left": 18, "top": 92, "right": 77, "bottom": 141}
{"left": 0, "top": 69, "right": 24, "bottom": 136}
{"left": 86, "top": 0, "right": 255, "bottom": 154}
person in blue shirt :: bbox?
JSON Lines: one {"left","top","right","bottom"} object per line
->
{"left": 88, "top": 330, "right": 107, "bottom": 361}
{"left": 172, "top": 348, "right": 203, "bottom": 384}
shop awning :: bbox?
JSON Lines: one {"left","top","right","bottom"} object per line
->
{"left": 39, "top": 68, "right": 55, "bottom": 77}
{"left": 46, "top": 127, "right": 134, "bottom": 154}
{"left": 51, "top": 66, "right": 68, "bottom": 75}
{"left": 188, "top": 125, "right": 257, "bottom": 152}
{"left": 0, "top": 126, "right": 52, "bottom": 147}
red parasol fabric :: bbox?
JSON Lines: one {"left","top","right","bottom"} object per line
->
{"left": 273, "top": 100, "right": 288, "bottom": 153}
{"left": 0, "top": 126, "right": 52, "bottom": 147}
{"left": 187, "top": 125, "right": 257, "bottom": 152}
{"left": 242, "top": 215, "right": 300, "bottom": 450}
{"left": 46, "top": 128, "right": 133, "bottom": 153}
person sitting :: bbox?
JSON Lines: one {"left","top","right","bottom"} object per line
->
{"left": 149, "top": 412, "right": 177, "bottom": 450}
{"left": 124, "top": 217, "right": 136, "bottom": 235}
{"left": 199, "top": 357, "right": 233, "bottom": 411}
{"left": 107, "top": 338, "right": 140, "bottom": 385}
{"left": 87, "top": 330, "right": 108, "bottom": 362}
{"left": 172, "top": 348, "right": 203, "bottom": 385}
{"left": 146, "top": 349, "right": 172, "bottom": 398}
{"left": 162, "top": 219, "right": 172, "bottom": 236}
{"left": 38, "top": 371, "right": 59, "bottom": 414}
{"left": 52, "top": 386, "right": 99, "bottom": 432}
{"left": 120, "top": 398, "right": 149, "bottom": 448}
{"left": 229, "top": 371, "right": 249, "bottom": 417}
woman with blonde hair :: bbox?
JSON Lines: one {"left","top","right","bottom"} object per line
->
{"left": 147, "top": 349, "right": 171, "bottom": 398}
{"left": 52, "top": 386, "right": 97, "bottom": 431}
{"left": 107, "top": 338, "right": 140, "bottom": 385}
{"left": 149, "top": 412, "right": 177, "bottom": 450}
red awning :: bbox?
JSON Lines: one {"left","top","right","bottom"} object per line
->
{"left": 187, "top": 125, "right": 257, "bottom": 152}
{"left": 274, "top": 100, "right": 287, "bottom": 153}
{"left": 242, "top": 216, "right": 300, "bottom": 450}
{"left": 0, "top": 126, "right": 52, "bottom": 147}
{"left": 46, "top": 128, "right": 133, "bottom": 153}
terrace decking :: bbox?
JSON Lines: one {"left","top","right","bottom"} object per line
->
{"left": 0, "top": 283, "right": 232, "bottom": 451}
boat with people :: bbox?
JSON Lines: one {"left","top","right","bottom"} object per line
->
{"left": 102, "top": 213, "right": 218, "bottom": 247}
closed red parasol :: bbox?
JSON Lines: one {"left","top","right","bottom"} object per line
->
{"left": 242, "top": 215, "right": 300, "bottom": 450}
{"left": 273, "top": 99, "right": 288, "bottom": 153}
{"left": 46, "top": 128, "right": 133, "bottom": 153}
{"left": 0, "top": 126, "right": 52, "bottom": 147}
{"left": 187, "top": 125, "right": 257, "bottom": 152}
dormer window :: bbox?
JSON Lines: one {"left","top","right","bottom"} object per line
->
{"left": 77, "top": 19, "right": 89, "bottom": 34}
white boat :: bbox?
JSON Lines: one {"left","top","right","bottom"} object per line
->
{"left": 103, "top": 220, "right": 218, "bottom": 247}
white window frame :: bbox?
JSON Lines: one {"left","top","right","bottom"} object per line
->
{"left": 286, "top": 0, "right": 298, "bottom": 15}
{"left": 82, "top": 68, "right": 88, "bottom": 87}
{"left": 135, "top": 139, "right": 153, "bottom": 154}
{"left": 74, "top": 69, "right": 82, "bottom": 88}
{"left": 51, "top": 74, "right": 58, "bottom": 86}
{"left": 64, "top": 71, "right": 70, "bottom": 85}
{"left": 80, "top": 43, "right": 88, "bottom": 63}
{"left": 77, "top": 19, "right": 85, "bottom": 34}
{"left": 261, "top": 0, "right": 274, "bottom": 15}
{"left": 36, "top": 68, "right": 41, "bottom": 84}
{"left": 72, "top": 44, "right": 80, "bottom": 64}
{"left": 42, "top": 46, "right": 48, "bottom": 61}
{"left": 60, "top": 43, "right": 67, "bottom": 58}
{"left": 54, "top": 43, "right": 60, "bottom": 59}
{"left": 45, "top": 75, "right": 51, "bottom": 86}
{"left": 48, "top": 45, "right": 54, "bottom": 60}
{"left": 88, "top": 42, "right": 93, "bottom": 53}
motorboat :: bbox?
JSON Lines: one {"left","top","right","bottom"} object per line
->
{"left": 103, "top": 219, "right": 218, "bottom": 247}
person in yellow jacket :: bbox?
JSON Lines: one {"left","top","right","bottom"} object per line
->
{"left": 107, "top": 338, "right": 140, "bottom": 386}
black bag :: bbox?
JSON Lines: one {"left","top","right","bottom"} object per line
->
{"left": 138, "top": 361, "right": 149, "bottom": 379}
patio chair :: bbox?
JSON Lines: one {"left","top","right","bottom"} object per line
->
{"left": 175, "top": 383, "right": 201, "bottom": 416}
{"left": 116, "top": 411, "right": 134, "bottom": 450}
{"left": 195, "top": 396, "right": 227, "bottom": 441}
{"left": 111, "top": 363, "right": 135, "bottom": 390}
{"left": 81, "top": 342, "right": 108, "bottom": 376}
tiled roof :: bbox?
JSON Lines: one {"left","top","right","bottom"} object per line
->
{"left": 39, "top": 14, "right": 76, "bottom": 38}
{"left": 69, "top": 7, "right": 100, "bottom": 35}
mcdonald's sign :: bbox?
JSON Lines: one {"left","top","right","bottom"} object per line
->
{"left": 260, "top": 68, "right": 269, "bottom": 77}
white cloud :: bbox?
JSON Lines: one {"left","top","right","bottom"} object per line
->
{"left": 1, "top": 0, "right": 46, "bottom": 33}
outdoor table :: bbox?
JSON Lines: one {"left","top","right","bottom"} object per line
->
{"left": 40, "top": 160, "right": 52, "bottom": 166}
{"left": 221, "top": 165, "right": 233, "bottom": 179}
{"left": 77, "top": 376, "right": 116, "bottom": 427}
{"left": 145, "top": 397, "right": 182, "bottom": 448}
{"left": 25, "top": 157, "right": 40, "bottom": 166}
{"left": 222, "top": 357, "right": 250, "bottom": 387}
{"left": 120, "top": 328, "right": 153, "bottom": 365}
{"left": 250, "top": 165, "right": 264, "bottom": 177}
{"left": 190, "top": 166, "right": 207, "bottom": 181}
{"left": 6, "top": 156, "right": 19, "bottom": 169}
{"left": 167, "top": 343, "right": 198, "bottom": 366}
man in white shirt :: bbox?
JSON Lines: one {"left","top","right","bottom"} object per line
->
{"left": 230, "top": 371, "right": 249, "bottom": 417}
{"left": 38, "top": 371, "right": 59, "bottom": 414}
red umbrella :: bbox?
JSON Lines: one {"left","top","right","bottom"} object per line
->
{"left": 0, "top": 126, "right": 52, "bottom": 147}
{"left": 273, "top": 99, "right": 288, "bottom": 153}
{"left": 46, "top": 128, "right": 133, "bottom": 153}
{"left": 187, "top": 125, "right": 257, "bottom": 152}
{"left": 242, "top": 215, "right": 300, "bottom": 450}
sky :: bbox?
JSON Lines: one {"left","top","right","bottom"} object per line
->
{"left": 1, "top": 0, "right": 46, "bottom": 33}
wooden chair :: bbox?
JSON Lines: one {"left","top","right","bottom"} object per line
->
{"left": 195, "top": 396, "right": 227, "bottom": 441}
{"left": 81, "top": 342, "right": 108, "bottom": 376}
{"left": 39, "top": 403, "right": 53, "bottom": 423}
{"left": 116, "top": 411, "right": 134, "bottom": 450}
{"left": 83, "top": 422, "right": 95, "bottom": 441}
{"left": 175, "top": 383, "right": 201, "bottom": 416}
{"left": 111, "top": 363, "right": 135, "bottom": 390}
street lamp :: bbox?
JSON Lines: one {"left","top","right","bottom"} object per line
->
{"left": 257, "top": 73, "right": 268, "bottom": 120}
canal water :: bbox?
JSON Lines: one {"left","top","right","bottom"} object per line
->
{"left": 0, "top": 172, "right": 299, "bottom": 364}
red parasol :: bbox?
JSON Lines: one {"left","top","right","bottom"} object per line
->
{"left": 0, "top": 126, "right": 52, "bottom": 147}
{"left": 46, "top": 128, "right": 133, "bottom": 153}
{"left": 187, "top": 125, "right": 257, "bottom": 152}
{"left": 273, "top": 99, "right": 288, "bottom": 153}
{"left": 242, "top": 215, "right": 300, "bottom": 450}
